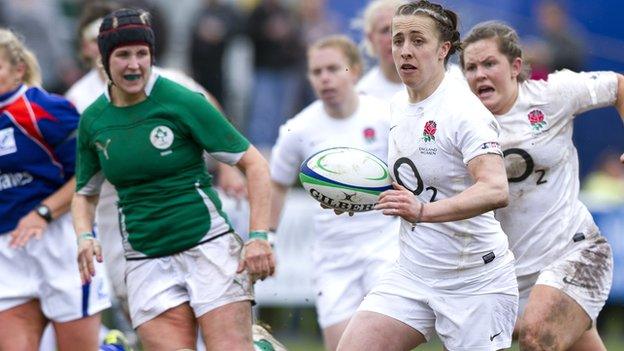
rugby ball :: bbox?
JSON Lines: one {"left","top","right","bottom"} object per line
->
{"left": 299, "top": 147, "right": 392, "bottom": 212}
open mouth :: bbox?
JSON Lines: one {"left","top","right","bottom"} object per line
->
{"left": 123, "top": 74, "right": 142, "bottom": 81}
{"left": 477, "top": 85, "right": 495, "bottom": 98}
{"left": 400, "top": 63, "right": 417, "bottom": 71}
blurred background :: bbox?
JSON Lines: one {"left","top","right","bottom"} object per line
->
{"left": 2, "top": 0, "right": 622, "bottom": 349}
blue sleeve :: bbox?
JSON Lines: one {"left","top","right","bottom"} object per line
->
{"left": 28, "top": 88, "right": 79, "bottom": 178}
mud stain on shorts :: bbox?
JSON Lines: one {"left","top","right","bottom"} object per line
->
{"left": 564, "top": 236, "right": 613, "bottom": 298}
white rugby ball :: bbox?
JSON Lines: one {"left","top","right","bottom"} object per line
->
{"left": 299, "top": 147, "right": 392, "bottom": 212}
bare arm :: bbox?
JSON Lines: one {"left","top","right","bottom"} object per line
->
{"left": 216, "top": 163, "right": 247, "bottom": 199}
{"left": 71, "top": 192, "right": 101, "bottom": 284}
{"left": 235, "top": 145, "right": 275, "bottom": 281}
{"left": 377, "top": 153, "right": 508, "bottom": 223}
{"left": 616, "top": 74, "right": 624, "bottom": 118}
{"left": 270, "top": 181, "right": 289, "bottom": 230}
{"left": 9, "top": 177, "right": 76, "bottom": 247}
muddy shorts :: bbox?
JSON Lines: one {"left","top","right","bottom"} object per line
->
{"left": 517, "top": 233, "right": 613, "bottom": 321}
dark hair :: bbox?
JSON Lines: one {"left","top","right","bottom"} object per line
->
{"left": 97, "top": 8, "right": 155, "bottom": 79}
{"left": 460, "top": 21, "right": 530, "bottom": 82}
{"left": 76, "top": 1, "right": 122, "bottom": 65}
{"left": 396, "top": 0, "right": 461, "bottom": 65}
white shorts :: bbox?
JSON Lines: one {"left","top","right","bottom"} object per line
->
{"left": 517, "top": 233, "right": 613, "bottom": 321}
{"left": 126, "top": 232, "right": 253, "bottom": 328}
{"left": 0, "top": 213, "right": 111, "bottom": 322}
{"left": 359, "top": 257, "right": 518, "bottom": 351}
{"left": 313, "top": 238, "right": 397, "bottom": 328}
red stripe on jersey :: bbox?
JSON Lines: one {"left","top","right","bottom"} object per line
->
{"left": 2, "top": 96, "right": 63, "bottom": 172}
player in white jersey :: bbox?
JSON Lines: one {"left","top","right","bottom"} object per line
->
{"left": 461, "top": 21, "right": 622, "bottom": 351}
{"left": 270, "top": 35, "right": 400, "bottom": 351}
{"left": 338, "top": 2, "right": 518, "bottom": 351}
{"left": 356, "top": 0, "right": 405, "bottom": 100}
{"left": 355, "top": 0, "right": 465, "bottom": 101}
{"left": 65, "top": 1, "right": 247, "bottom": 309}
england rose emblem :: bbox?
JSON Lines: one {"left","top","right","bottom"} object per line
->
{"left": 363, "top": 127, "right": 376, "bottom": 142}
{"left": 528, "top": 109, "right": 547, "bottom": 131}
{"left": 422, "top": 120, "right": 437, "bottom": 142}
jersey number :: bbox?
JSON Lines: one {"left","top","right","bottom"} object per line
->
{"left": 393, "top": 157, "right": 438, "bottom": 202}
{"left": 503, "top": 148, "right": 547, "bottom": 185}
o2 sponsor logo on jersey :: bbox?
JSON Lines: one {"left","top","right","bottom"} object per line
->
{"left": 150, "top": 125, "right": 174, "bottom": 153}
{"left": 0, "top": 127, "right": 17, "bottom": 156}
{"left": 528, "top": 109, "right": 548, "bottom": 135}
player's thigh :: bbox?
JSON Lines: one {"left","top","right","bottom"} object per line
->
{"left": 322, "top": 319, "right": 350, "bottom": 351}
{"left": 520, "top": 284, "right": 590, "bottom": 349}
{"left": 337, "top": 311, "right": 426, "bottom": 351}
{"left": 0, "top": 300, "right": 47, "bottom": 351}
{"left": 568, "top": 325, "right": 606, "bottom": 351}
{"left": 197, "top": 300, "right": 254, "bottom": 351}
{"left": 53, "top": 313, "right": 101, "bottom": 351}
{"left": 136, "top": 302, "right": 197, "bottom": 350}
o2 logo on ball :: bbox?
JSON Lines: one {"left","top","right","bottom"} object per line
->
{"left": 150, "top": 125, "right": 174, "bottom": 150}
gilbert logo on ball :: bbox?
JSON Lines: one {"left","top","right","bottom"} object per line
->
{"left": 299, "top": 147, "right": 392, "bottom": 212}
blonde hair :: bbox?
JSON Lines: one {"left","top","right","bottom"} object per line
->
{"left": 308, "top": 35, "right": 363, "bottom": 76}
{"left": 360, "top": 0, "right": 405, "bottom": 56}
{"left": 0, "top": 29, "right": 42, "bottom": 87}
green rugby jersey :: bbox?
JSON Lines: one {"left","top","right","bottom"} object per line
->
{"left": 76, "top": 73, "right": 250, "bottom": 258}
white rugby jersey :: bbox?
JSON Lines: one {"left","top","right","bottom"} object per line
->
{"left": 271, "top": 95, "right": 400, "bottom": 249}
{"left": 388, "top": 74, "right": 510, "bottom": 276}
{"left": 357, "top": 66, "right": 404, "bottom": 100}
{"left": 494, "top": 70, "right": 618, "bottom": 276}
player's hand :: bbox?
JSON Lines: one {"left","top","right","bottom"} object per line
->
{"left": 319, "top": 203, "right": 354, "bottom": 216}
{"left": 237, "top": 239, "right": 275, "bottom": 282}
{"left": 9, "top": 210, "right": 47, "bottom": 248}
{"left": 375, "top": 182, "right": 424, "bottom": 223}
{"left": 218, "top": 166, "right": 247, "bottom": 199}
{"left": 76, "top": 234, "right": 103, "bottom": 284}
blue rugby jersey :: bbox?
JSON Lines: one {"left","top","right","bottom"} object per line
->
{"left": 0, "top": 84, "right": 79, "bottom": 234}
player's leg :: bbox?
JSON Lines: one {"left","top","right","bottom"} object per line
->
{"left": 323, "top": 320, "right": 350, "bottom": 351}
{"left": 53, "top": 313, "right": 102, "bottom": 351}
{"left": 0, "top": 300, "right": 47, "bottom": 351}
{"left": 197, "top": 300, "right": 254, "bottom": 350}
{"left": 136, "top": 302, "right": 197, "bottom": 349}
{"left": 567, "top": 326, "right": 606, "bottom": 351}
{"left": 519, "top": 234, "right": 612, "bottom": 351}
{"left": 519, "top": 285, "right": 590, "bottom": 350}
{"left": 337, "top": 311, "right": 426, "bottom": 350}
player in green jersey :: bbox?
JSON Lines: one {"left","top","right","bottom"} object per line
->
{"left": 71, "top": 8, "right": 275, "bottom": 350}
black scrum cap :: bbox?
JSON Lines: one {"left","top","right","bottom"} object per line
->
{"left": 97, "top": 8, "right": 155, "bottom": 79}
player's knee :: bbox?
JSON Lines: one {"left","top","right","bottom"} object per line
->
{"left": 519, "top": 324, "right": 562, "bottom": 351}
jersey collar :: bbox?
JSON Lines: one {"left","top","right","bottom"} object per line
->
{"left": 0, "top": 84, "right": 27, "bottom": 109}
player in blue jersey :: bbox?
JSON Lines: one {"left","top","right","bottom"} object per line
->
{"left": 0, "top": 28, "right": 110, "bottom": 350}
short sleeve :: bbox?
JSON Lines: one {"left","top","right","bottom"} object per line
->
{"left": 270, "top": 120, "right": 304, "bottom": 186}
{"left": 75, "top": 117, "right": 104, "bottom": 195}
{"left": 548, "top": 69, "right": 618, "bottom": 116}
{"left": 455, "top": 106, "right": 502, "bottom": 165}
{"left": 180, "top": 94, "right": 250, "bottom": 165}
{"left": 31, "top": 90, "right": 79, "bottom": 178}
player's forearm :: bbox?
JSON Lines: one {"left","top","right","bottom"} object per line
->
{"left": 616, "top": 74, "right": 624, "bottom": 120}
{"left": 71, "top": 193, "right": 98, "bottom": 236}
{"left": 270, "top": 181, "right": 289, "bottom": 230}
{"left": 41, "top": 177, "right": 75, "bottom": 220}
{"left": 421, "top": 180, "right": 508, "bottom": 222}
{"left": 240, "top": 149, "right": 271, "bottom": 232}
